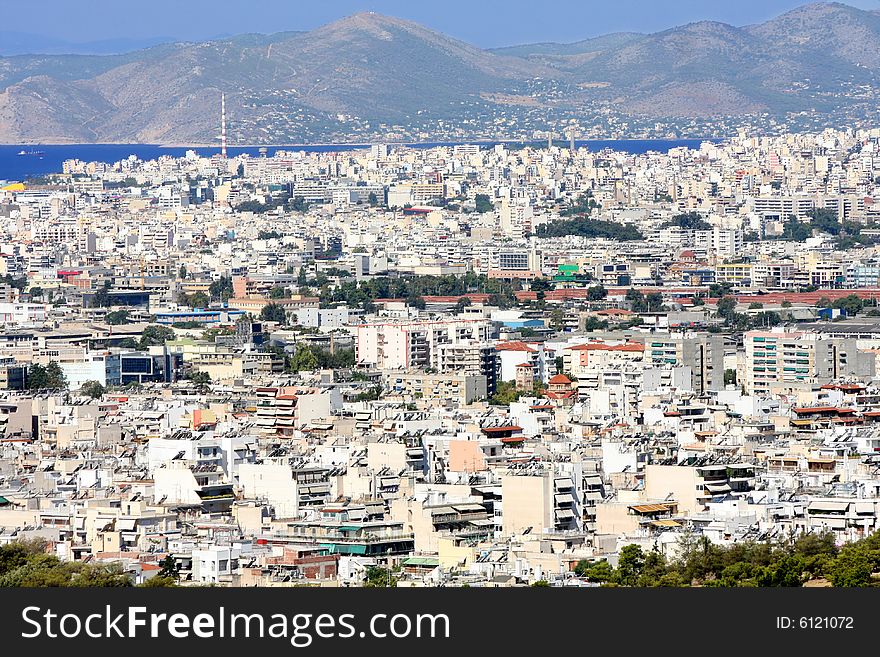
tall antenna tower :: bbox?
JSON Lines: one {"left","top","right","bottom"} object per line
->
{"left": 565, "top": 126, "right": 579, "bottom": 152}
{"left": 220, "top": 92, "right": 228, "bottom": 158}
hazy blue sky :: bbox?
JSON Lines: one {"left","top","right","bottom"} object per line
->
{"left": 4, "top": 0, "right": 880, "bottom": 48}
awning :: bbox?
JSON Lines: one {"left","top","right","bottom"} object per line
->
{"left": 555, "top": 509, "right": 575, "bottom": 519}
{"left": 468, "top": 519, "right": 494, "bottom": 527}
{"left": 554, "top": 493, "right": 575, "bottom": 505}
{"left": 813, "top": 518, "right": 847, "bottom": 530}
{"left": 854, "top": 502, "right": 875, "bottom": 515}
{"left": 651, "top": 519, "right": 681, "bottom": 527}
{"left": 630, "top": 503, "right": 672, "bottom": 514}
{"left": 705, "top": 483, "right": 732, "bottom": 493}
{"left": 402, "top": 557, "right": 439, "bottom": 568}
{"left": 451, "top": 504, "right": 485, "bottom": 513}
{"left": 808, "top": 501, "right": 850, "bottom": 513}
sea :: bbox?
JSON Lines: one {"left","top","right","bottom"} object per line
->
{"left": 0, "top": 138, "right": 719, "bottom": 181}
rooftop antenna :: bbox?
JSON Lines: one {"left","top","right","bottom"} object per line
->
{"left": 221, "top": 92, "right": 228, "bottom": 158}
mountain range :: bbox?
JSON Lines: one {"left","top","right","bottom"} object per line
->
{"left": 1, "top": 2, "right": 880, "bottom": 144}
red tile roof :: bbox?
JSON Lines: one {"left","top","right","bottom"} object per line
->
{"left": 496, "top": 341, "right": 537, "bottom": 353}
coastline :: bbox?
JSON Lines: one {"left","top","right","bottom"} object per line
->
{"left": 0, "top": 136, "right": 723, "bottom": 149}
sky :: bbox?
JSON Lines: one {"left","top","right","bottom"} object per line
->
{"left": 2, "top": 0, "right": 880, "bottom": 48}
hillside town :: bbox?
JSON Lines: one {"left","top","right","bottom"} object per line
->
{"left": 5, "top": 127, "right": 880, "bottom": 586}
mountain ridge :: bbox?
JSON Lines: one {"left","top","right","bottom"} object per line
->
{"left": 2, "top": 4, "right": 880, "bottom": 143}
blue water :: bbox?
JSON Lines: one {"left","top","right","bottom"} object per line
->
{"left": 0, "top": 138, "right": 718, "bottom": 181}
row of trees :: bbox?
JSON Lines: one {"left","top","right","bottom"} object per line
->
{"left": 559, "top": 192, "right": 601, "bottom": 216}
{"left": 317, "top": 274, "right": 518, "bottom": 311}
{"left": 771, "top": 209, "right": 879, "bottom": 249}
{"left": 26, "top": 362, "right": 67, "bottom": 390}
{"left": 282, "top": 344, "right": 356, "bottom": 372}
{"left": 488, "top": 380, "right": 545, "bottom": 405}
{"left": 573, "top": 531, "right": 880, "bottom": 587}
{"left": 536, "top": 217, "right": 644, "bottom": 241}
{"left": 626, "top": 288, "right": 663, "bottom": 313}
{"left": 0, "top": 540, "right": 177, "bottom": 587}
{"left": 660, "top": 211, "right": 712, "bottom": 231}
{"left": 235, "top": 194, "right": 309, "bottom": 215}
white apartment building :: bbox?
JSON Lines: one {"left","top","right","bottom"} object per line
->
{"left": 355, "top": 318, "right": 491, "bottom": 369}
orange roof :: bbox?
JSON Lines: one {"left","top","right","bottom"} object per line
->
{"left": 630, "top": 503, "right": 673, "bottom": 514}
{"left": 569, "top": 342, "right": 644, "bottom": 352}
{"left": 794, "top": 407, "right": 852, "bottom": 415}
{"left": 497, "top": 341, "right": 537, "bottom": 353}
{"left": 548, "top": 374, "right": 572, "bottom": 385}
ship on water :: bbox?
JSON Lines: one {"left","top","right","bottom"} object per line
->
{"left": 16, "top": 149, "right": 46, "bottom": 157}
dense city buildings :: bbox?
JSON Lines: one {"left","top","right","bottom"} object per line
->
{"left": 5, "top": 127, "right": 880, "bottom": 586}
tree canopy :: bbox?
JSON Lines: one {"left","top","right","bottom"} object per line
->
{"left": 536, "top": 217, "right": 643, "bottom": 241}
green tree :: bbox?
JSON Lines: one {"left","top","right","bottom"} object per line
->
{"left": 183, "top": 291, "right": 210, "bottom": 308}
{"left": 94, "top": 281, "right": 111, "bottom": 308}
{"left": 364, "top": 565, "right": 398, "bottom": 587}
{"left": 807, "top": 208, "right": 841, "bottom": 235}
{"left": 27, "top": 362, "right": 67, "bottom": 390}
{"left": 587, "top": 284, "right": 607, "bottom": 301}
{"left": 139, "top": 575, "right": 178, "bottom": 587}
{"left": 488, "top": 380, "right": 522, "bottom": 406}
{"left": 104, "top": 309, "right": 131, "bottom": 325}
{"left": 537, "top": 217, "right": 642, "bottom": 241}
{"left": 368, "top": 191, "right": 379, "bottom": 207}
{"left": 574, "top": 559, "right": 614, "bottom": 583}
{"left": 645, "top": 292, "right": 663, "bottom": 312}
{"left": 826, "top": 548, "right": 872, "bottom": 587}
{"left": 555, "top": 355, "right": 565, "bottom": 374}
{"left": 186, "top": 371, "right": 212, "bottom": 392}
{"left": 529, "top": 277, "right": 552, "bottom": 292}
{"left": 289, "top": 344, "right": 319, "bottom": 372}
{"left": 709, "top": 282, "right": 734, "bottom": 298}
{"left": 662, "top": 212, "right": 711, "bottom": 230}
{"left": 80, "top": 380, "right": 106, "bottom": 399}
{"left": 781, "top": 216, "right": 813, "bottom": 241}
{"left": 474, "top": 194, "right": 494, "bottom": 213}
{"left": 260, "top": 303, "right": 288, "bottom": 324}
{"left": 717, "top": 296, "right": 738, "bottom": 320}
{"left": 832, "top": 294, "right": 864, "bottom": 317}
{"left": 139, "top": 325, "right": 177, "bottom": 348}
{"left": 290, "top": 195, "right": 309, "bottom": 212}
{"left": 269, "top": 286, "right": 287, "bottom": 299}
{"left": 615, "top": 544, "right": 645, "bottom": 586}
{"left": 209, "top": 276, "right": 234, "bottom": 301}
